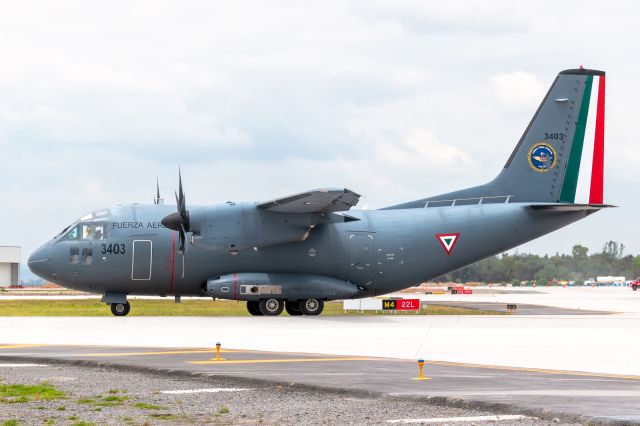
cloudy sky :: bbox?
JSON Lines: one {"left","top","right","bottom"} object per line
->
{"left": 1, "top": 1, "right": 638, "bottom": 274}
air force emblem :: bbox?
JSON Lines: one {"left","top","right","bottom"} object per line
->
{"left": 528, "top": 142, "right": 557, "bottom": 172}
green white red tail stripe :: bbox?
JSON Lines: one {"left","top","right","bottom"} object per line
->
{"left": 590, "top": 75, "right": 605, "bottom": 204}
{"left": 560, "top": 73, "right": 606, "bottom": 204}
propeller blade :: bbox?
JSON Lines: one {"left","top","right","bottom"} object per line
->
{"left": 178, "top": 169, "right": 184, "bottom": 208}
{"left": 179, "top": 222, "right": 187, "bottom": 254}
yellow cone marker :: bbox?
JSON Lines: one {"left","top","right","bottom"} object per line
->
{"left": 413, "top": 358, "right": 431, "bottom": 380}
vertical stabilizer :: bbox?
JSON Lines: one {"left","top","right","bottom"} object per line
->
{"left": 384, "top": 68, "right": 607, "bottom": 210}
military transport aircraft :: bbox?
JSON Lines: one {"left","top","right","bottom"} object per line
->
{"left": 29, "top": 68, "right": 610, "bottom": 316}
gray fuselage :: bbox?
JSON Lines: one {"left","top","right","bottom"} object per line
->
{"left": 29, "top": 201, "right": 591, "bottom": 299}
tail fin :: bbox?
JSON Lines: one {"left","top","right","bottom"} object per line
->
{"left": 498, "top": 68, "right": 606, "bottom": 204}
{"left": 384, "top": 68, "right": 606, "bottom": 209}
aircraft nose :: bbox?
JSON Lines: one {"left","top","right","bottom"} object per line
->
{"left": 28, "top": 244, "right": 54, "bottom": 280}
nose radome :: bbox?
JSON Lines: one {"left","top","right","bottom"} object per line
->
{"left": 28, "top": 244, "right": 53, "bottom": 280}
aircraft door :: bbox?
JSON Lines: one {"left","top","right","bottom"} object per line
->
{"left": 347, "top": 232, "right": 375, "bottom": 290}
{"left": 131, "top": 240, "right": 152, "bottom": 280}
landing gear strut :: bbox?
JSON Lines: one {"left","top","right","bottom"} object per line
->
{"left": 110, "top": 302, "right": 130, "bottom": 316}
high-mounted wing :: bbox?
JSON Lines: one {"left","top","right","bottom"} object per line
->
{"left": 258, "top": 188, "right": 361, "bottom": 214}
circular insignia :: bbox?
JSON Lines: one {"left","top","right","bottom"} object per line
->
{"left": 528, "top": 142, "right": 557, "bottom": 173}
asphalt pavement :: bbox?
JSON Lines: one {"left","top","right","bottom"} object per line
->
{"left": 1, "top": 344, "right": 638, "bottom": 424}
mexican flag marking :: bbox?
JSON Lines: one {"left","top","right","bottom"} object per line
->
{"left": 436, "top": 233, "right": 460, "bottom": 255}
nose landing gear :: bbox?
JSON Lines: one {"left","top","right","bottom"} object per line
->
{"left": 110, "top": 302, "right": 131, "bottom": 316}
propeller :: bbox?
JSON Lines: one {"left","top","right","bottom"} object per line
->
{"left": 161, "top": 170, "right": 190, "bottom": 254}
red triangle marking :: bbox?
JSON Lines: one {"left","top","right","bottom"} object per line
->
{"left": 436, "top": 233, "right": 460, "bottom": 255}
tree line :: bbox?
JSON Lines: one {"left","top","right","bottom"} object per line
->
{"left": 435, "top": 241, "right": 640, "bottom": 285}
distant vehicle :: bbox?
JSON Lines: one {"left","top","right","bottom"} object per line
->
{"left": 585, "top": 276, "right": 626, "bottom": 286}
{"left": 631, "top": 278, "right": 640, "bottom": 291}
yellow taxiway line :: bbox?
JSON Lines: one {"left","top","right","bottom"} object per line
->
{"left": 189, "top": 357, "right": 373, "bottom": 365}
{"left": 0, "top": 344, "right": 46, "bottom": 349}
{"left": 79, "top": 349, "right": 247, "bottom": 357}
{"left": 427, "top": 360, "right": 640, "bottom": 381}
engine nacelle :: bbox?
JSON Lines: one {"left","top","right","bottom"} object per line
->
{"left": 205, "top": 272, "right": 360, "bottom": 301}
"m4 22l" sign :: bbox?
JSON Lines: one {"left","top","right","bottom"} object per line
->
{"left": 382, "top": 299, "right": 420, "bottom": 311}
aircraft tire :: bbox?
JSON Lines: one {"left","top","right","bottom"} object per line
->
{"left": 300, "top": 298, "right": 324, "bottom": 316}
{"left": 285, "top": 301, "right": 303, "bottom": 316}
{"left": 246, "top": 301, "right": 263, "bottom": 316}
{"left": 259, "top": 298, "right": 284, "bottom": 316}
{"left": 110, "top": 302, "right": 130, "bottom": 316}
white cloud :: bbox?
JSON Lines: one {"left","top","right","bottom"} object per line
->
{"left": 489, "top": 71, "right": 545, "bottom": 111}
{"left": 375, "top": 131, "right": 476, "bottom": 170}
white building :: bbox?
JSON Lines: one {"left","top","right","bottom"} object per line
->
{"left": 0, "top": 246, "right": 20, "bottom": 287}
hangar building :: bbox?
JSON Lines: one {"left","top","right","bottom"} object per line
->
{"left": 0, "top": 246, "right": 20, "bottom": 287}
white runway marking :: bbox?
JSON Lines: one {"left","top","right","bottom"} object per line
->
{"left": 0, "top": 363, "right": 49, "bottom": 367}
{"left": 161, "top": 388, "right": 252, "bottom": 394}
{"left": 387, "top": 415, "right": 528, "bottom": 424}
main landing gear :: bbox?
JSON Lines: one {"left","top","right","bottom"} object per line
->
{"left": 110, "top": 302, "right": 131, "bottom": 316}
{"left": 246, "top": 298, "right": 324, "bottom": 316}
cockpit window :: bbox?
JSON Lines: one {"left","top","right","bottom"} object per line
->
{"left": 67, "top": 226, "right": 80, "bottom": 240}
{"left": 94, "top": 225, "right": 105, "bottom": 240}
{"left": 64, "top": 224, "right": 106, "bottom": 240}
{"left": 82, "top": 225, "right": 94, "bottom": 240}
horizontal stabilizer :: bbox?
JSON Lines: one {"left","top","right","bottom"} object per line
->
{"left": 529, "top": 203, "right": 615, "bottom": 212}
{"left": 258, "top": 188, "right": 361, "bottom": 214}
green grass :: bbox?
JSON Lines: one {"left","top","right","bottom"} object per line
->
{"left": 0, "top": 383, "right": 66, "bottom": 403}
{"left": 1, "top": 420, "right": 19, "bottom": 426}
{"left": 134, "top": 402, "right": 165, "bottom": 410}
{"left": 148, "top": 413, "right": 177, "bottom": 420}
{"left": 94, "top": 394, "right": 128, "bottom": 406}
{"left": 217, "top": 405, "right": 229, "bottom": 414}
{"left": 0, "top": 299, "right": 502, "bottom": 316}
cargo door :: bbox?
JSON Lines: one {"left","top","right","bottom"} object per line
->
{"left": 131, "top": 240, "right": 152, "bottom": 280}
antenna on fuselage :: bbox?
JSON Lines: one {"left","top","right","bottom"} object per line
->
{"left": 154, "top": 178, "right": 164, "bottom": 205}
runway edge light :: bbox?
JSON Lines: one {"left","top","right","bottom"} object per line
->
{"left": 214, "top": 342, "right": 223, "bottom": 361}
{"left": 413, "top": 359, "right": 431, "bottom": 381}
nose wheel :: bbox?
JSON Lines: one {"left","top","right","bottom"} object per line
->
{"left": 110, "top": 302, "right": 131, "bottom": 316}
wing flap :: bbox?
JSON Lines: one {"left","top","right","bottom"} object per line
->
{"left": 258, "top": 188, "right": 361, "bottom": 214}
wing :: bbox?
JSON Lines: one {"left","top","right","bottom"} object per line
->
{"left": 257, "top": 188, "right": 361, "bottom": 214}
